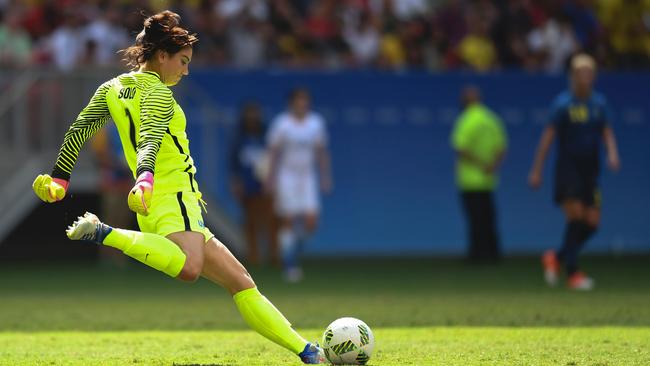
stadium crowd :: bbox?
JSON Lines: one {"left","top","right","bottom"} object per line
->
{"left": 0, "top": 0, "right": 648, "bottom": 72}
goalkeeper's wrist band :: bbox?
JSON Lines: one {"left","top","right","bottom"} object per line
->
{"left": 136, "top": 171, "right": 154, "bottom": 185}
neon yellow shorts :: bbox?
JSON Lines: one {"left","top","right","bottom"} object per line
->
{"left": 137, "top": 191, "right": 214, "bottom": 243}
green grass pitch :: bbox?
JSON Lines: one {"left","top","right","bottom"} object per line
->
{"left": 1, "top": 256, "right": 649, "bottom": 365}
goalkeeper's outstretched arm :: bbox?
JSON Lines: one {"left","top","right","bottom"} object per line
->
{"left": 33, "top": 82, "right": 111, "bottom": 203}
{"left": 51, "top": 82, "right": 112, "bottom": 181}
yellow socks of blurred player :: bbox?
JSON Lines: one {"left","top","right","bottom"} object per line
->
{"left": 102, "top": 229, "right": 187, "bottom": 277}
{"left": 233, "top": 287, "right": 307, "bottom": 354}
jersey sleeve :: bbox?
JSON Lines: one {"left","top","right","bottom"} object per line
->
{"left": 136, "top": 85, "right": 174, "bottom": 176}
{"left": 51, "top": 81, "right": 111, "bottom": 180}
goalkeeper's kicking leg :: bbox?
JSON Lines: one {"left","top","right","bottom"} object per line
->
{"left": 66, "top": 213, "right": 324, "bottom": 364}
{"left": 199, "top": 234, "right": 323, "bottom": 363}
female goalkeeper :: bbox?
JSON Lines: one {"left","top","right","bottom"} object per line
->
{"left": 31, "top": 10, "right": 324, "bottom": 364}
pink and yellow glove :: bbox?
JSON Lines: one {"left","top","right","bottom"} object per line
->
{"left": 128, "top": 171, "right": 154, "bottom": 216}
{"left": 32, "top": 174, "right": 69, "bottom": 203}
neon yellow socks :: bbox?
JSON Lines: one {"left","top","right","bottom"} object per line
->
{"left": 102, "top": 228, "right": 186, "bottom": 277}
{"left": 233, "top": 287, "right": 307, "bottom": 354}
{"left": 101, "top": 231, "right": 305, "bottom": 353}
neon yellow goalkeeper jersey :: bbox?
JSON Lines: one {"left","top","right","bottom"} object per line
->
{"left": 51, "top": 71, "right": 199, "bottom": 194}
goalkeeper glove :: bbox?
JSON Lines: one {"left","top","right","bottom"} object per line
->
{"left": 128, "top": 171, "right": 154, "bottom": 216}
{"left": 32, "top": 174, "right": 69, "bottom": 203}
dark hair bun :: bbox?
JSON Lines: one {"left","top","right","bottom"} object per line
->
{"left": 121, "top": 10, "right": 198, "bottom": 69}
{"left": 143, "top": 11, "right": 180, "bottom": 41}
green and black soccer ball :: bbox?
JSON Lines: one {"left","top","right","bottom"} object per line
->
{"left": 322, "top": 317, "right": 375, "bottom": 365}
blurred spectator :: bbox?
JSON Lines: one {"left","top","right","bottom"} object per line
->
{"left": 563, "top": 0, "right": 600, "bottom": 52}
{"left": 193, "top": 0, "right": 228, "bottom": 66}
{"left": 79, "top": 38, "right": 99, "bottom": 66}
{"left": 378, "top": 31, "right": 406, "bottom": 69}
{"left": 400, "top": 15, "right": 430, "bottom": 67}
{"left": 451, "top": 86, "right": 507, "bottom": 262}
{"left": 268, "top": 0, "right": 305, "bottom": 66}
{"left": 389, "top": 0, "right": 430, "bottom": 21}
{"left": 304, "top": 0, "right": 350, "bottom": 67}
{"left": 491, "top": 0, "right": 540, "bottom": 70}
{"left": 435, "top": 0, "right": 467, "bottom": 67}
{"left": 122, "top": 1, "right": 154, "bottom": 36}
{"left": 457, "top": 12, "right": 497, "bottom": 72}
{"left": 218, "top": 0, "right": 268, "bottom": 21}
{"left": 377, "top": 3, "right": 406, "bottom": 69}
{"left": 21, "top": 0, "right": 62, "bottom": 41}
{"left": 84, "top": 4, "right": 129, "bottom": 66}
{"left": 230, "top": 102, "right": 279, "bottom": 266}
{"left": 0, "top": 0, "right": 646, "bottom": 71}
{"left": 227, "top": 4, "right": 270, "bottom": 68}
{"left": 0, "top": 7, "right": 32, "bottom": 67}
{"left": 43, "top": 9, "right": 85, "bottom": 71}
{"left": 597, "top": 0, "right": 650, "bottom": 69}
{"left": 528, "top": 16, "right": 578, "bottom": 73}
{"left": 343, "top": 10, "right": 380, "bottom": 66}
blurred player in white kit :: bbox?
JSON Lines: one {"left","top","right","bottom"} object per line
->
{"left": 266, "top": 88, "right": 332, "bottom": 282}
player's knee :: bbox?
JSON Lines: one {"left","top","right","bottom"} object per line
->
{"left": 179, "top": 258, "right": 203, "bottom": 282}
{"left": 179, "top": 266, "right": 201, "bottom": 282}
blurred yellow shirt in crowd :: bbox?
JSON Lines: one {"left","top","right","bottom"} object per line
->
{"left": 597, "top": 0, "right": 650, "bottom": 56}
{"left": 380, "top": 33, "right": 406, "bottom": 67}
{"left": 458, "top": 35, "right": 497, "bottom": 72}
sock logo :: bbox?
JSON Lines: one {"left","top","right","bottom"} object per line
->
{"left": 145, "top": 253, "right": 149, "bottom": 262}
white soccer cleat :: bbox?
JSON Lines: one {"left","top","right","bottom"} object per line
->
{"left": 66, "top": 212, "right": 111, "bottom": 243}
{"left": 568, "top": 272, "right": 595, "bottom": 291}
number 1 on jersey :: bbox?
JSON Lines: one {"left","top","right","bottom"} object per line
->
{"left": 125, "top": 108, "right": 137, "bottom": 150}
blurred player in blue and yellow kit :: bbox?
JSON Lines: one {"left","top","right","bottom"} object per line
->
{"left": 529, "top": 54, "right": 620, "bottom": 290}
{"left": 31, "top": 10, "right": 325, "bottom": 364}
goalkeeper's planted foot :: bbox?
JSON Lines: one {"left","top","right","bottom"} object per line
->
{"left": 66, "top": 212, "right": 113, "bottom": 244}
{"left": 299, "top": 342, "right": 325, "bottom": 364}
